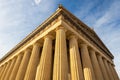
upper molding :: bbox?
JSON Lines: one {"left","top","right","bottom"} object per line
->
{"left": 0, "top": 5, "right": 113, "bottom": 62}
{"left": 58, "top": 6, "right": 113, "bottom": 58}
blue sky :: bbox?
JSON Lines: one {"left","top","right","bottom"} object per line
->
{"left": 0, "top": 0, "right": 120, "bottom": 77}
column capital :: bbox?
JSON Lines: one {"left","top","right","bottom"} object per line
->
{"left": 79, "top": 43, "right": 88, "bottom": 48}
{"left": 33, "top": 42, "right": 42, "bottom": 47}
{"left": 111, "top": 63, "right": 115, "bottom": 66}
{"left": 55, "top": 26, "right": 67, "bottom": 32}
{"left": 44, "top": 34, "right": 54, "bottom": 40}
{"left": 25, "top": 48, "right": 32, "bottom": 51}
{"left": 97, "top": 54, "right": 103, "bottom": 58}
{"left": 103, "top": 57, "right": 107, "bottom": 61}
{"left": 68, "top": 35, "right": 78, "bottom": 40}
{"left": 89, "top": 48, "right": 95, "bottom": 53}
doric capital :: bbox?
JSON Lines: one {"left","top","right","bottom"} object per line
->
{"left": 68, "top": 35, "right": 78, "bottom": 40}
{"left": 25, "top": 48, "right": 32, "bottom": 52}
{"left": 33, "top": 42, "right": 42, "bottom": 47}
{"left": 79, "top": 43, "right": 88, "bottom": 48}
{"left": 55, "top": 26, "right": 67, "bottom": 32}
{"left": 97, "top": 54, "right": 103, "bottom": 58}
{"left": 44, "top": 34, "right": 54, "bottom": 40}
{"left": 89, "top": 48, "right": 95, "bottom": 53}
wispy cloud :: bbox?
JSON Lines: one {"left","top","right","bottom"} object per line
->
{"left": 34, "top": 0, "right": 42, "bottom": 5}
{"left": 0, "top": 0, "right": 120, "bottom": 77}
{"left": 74, "top": 0, "right": 120, "bottom": 76}
{"left": 94, "top": 0, "right": 120, "bottom": 76}
{"left": 93, "top": 0, "right": 120, "bottom": 28}
{"left": 0, "top": 0, "right": 57, "bottom": 58}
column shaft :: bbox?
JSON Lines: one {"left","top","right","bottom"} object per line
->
{"left": 0, "top": 65, "right": 5, "bottom": 77}
{"left": 15, "top": 48, "right": 31, "bottom": 80}
{"left": 109, "top": 63, "right": 116, "bottom": 80}
{"left": 0, "top": 64, "right": 6, "bottom": 78}
{"left": 69, "top": 35, "right": 84, "bottom": 80}
{"left": 35, "top": 35, "right": 53, "bottom": 80}
{"left": 97, "top": 55, "right": 109, "bottom": 80}
{"left": 24, "top": 42, "right": 41, "bottom": 80}
{"left": 53, "top": 27, "right": 68, "bottom": 80}
{"left": 9, "top": 54, "right": 23, "bottom": 80}
{"left": 80, "top": 44, "right": 95, "bottom": 80}
{"left": 111, "top": 64, "right": 119, "bottom": 80}
{"left": 0, "top": 67, "right": 1, "bottom": 74}
{"left": 104, "top": 59, "right": 114, "bottom": 80}
{"left": 1, "top": 61, "right": 11, "bottom": 80}
{"left": 89, "top": 49, "right": 104, "bottom": 80}
{"left": 68, "top": 73, "right": 71, "bottom": 80}
{"left": 4, "top": 58, "right": 16, "bottom": 80}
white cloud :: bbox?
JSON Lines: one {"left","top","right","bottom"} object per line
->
{"left": 34, "top": 0, "right": 42, "bottom": 5}
{"left": 92, "top": 0, "right": 120, "bottom": 77}
{"left": 93, "top": 0, "right": 120, "bottom": 27}
{"left": 0, "top": 0, "right": 57, "bottom": 59}
{"left": 74, "top": 0, "right": 98, "bottom": 19}
{"left": 75, "top": 0, "right": 120, "bottom": 77}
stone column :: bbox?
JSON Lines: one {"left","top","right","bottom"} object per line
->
{"left": 80, "top": 44, "right": 95, "bottom": 80}
{"left": 35, "top": 35, "right": 53, "bottom": 80}
{"left": 24, "top": 42, "right": 41, "bottom": 80}
{"left": 4, "top": 58, "right": 16, "bottom": 80}
{"left": 69, "top": 35, "right": 84, "bottom": 80}
{"left": 0, "top": 64, "right": 6, "bottom": 78}
{"left": 9, "top": 53, "right": 23, "bottom": 80}
{"left": 89, "top": 49, "right": 104, "bottom": 80}
{"left": 16, "top": 48, "right": 31, "bottom": 80}
{"left": 97, "top": 55, "right": 109, "bottom": 80}
{"left": 103, "top": 59, "right": 114, "bottom": 80}
{"left": 1, "top": 61, "right": 11, "bottom": 80}
{"left": 0, "top": 66, "right": 1, "bottom": 73}
{"left": 111, "top": 64, "right": 119, "bottom": 80}
{"left": 68, "top": 73, "right": 71, "bottom": 80}
{"left": 0, "top": 65, "right": 4, "bottom": 77}
{"left": 53, "top": 27, "right": 68, "bottom": 80}
{"left": 108, "top": 63, "right": 116, "bottom": 80}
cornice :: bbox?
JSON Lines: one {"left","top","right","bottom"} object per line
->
{"left": 59, "top": 9, "right": 113, "bottom": 59}
{"left": 0, "top": 8, "right": 62, "bottom": 62}
{"left": 0, "top": 6, "right": 113, "bottom": 62}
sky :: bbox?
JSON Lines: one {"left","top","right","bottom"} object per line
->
{"left": 0, "top": 0, "right": 120, "bottom": 77}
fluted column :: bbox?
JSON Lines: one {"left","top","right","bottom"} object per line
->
{"left": 89, "top": 49, "right": 104, "bottom": 80}
{"left": 35, "top": 35, "right": 53, "bottom": 80}
{"left": 97, "top": 55, "right": 109, "bottom": 80}
{"left": 24, "top": 42, "right": 41, "bottom": 80}
{"left": 0, "top": 67, "right": 1, "bottom": 73}
{"left": 69, "top": 35, "right": 84, "bottom": 80}
{"left": 80, "top": 44, "right": 95, "bottom": 80}
{"left": 103, "top": 59, "right": 114, "bottom": 80}
{"left": 53, "top": 27, "right": 68, "bottom": 80}
{"left": 16, "top": 48, "right": 31, "bottom": 80}
{"left": 0, "top": 64, "right": 6, "bottom": 78}
{"left": 107, "top": 62, "right": 116, "bottom": 80}
{"left": 108, "top": 63, "right": 116, "bottom": 80}
{"left": 4, "top": 58, "right": 16, "bottom": 80}
{"left": 9, "top": 53, "right": 23, "bottom": 80}
{"left": 1, "top": 61, "right": 11, "bottom": 80}
{"left": 68, "top": 73, "right": 71, "bottom": 80}
{"left": 0, "top": 65, "right": 5, "bottom": 77}
{"left": 111, "top": 64, "right": 119, "bottom": 80}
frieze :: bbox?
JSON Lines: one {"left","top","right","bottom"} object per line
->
{"left": 0, "top": 7, "right": 113, "bottom": 62}
{"left": 60, "top": 10, "right": 113, "bottom": 59}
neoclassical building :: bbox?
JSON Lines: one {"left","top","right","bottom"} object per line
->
{"left": 0, "top": 5, "right": 119, "bottom": 80}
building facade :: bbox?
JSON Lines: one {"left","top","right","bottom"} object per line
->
{"left": 0, "top": 6, "right": 119, "bottom": 80}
